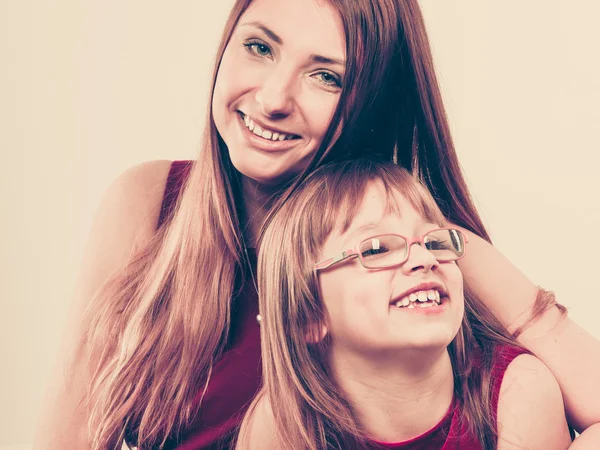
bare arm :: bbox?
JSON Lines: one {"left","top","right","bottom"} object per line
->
{"left": 457, "top": 228, "right": 600, "bottom": 433}
{"left": 497, "top": 354, "right": 571, "bottom": 450}
{"left": 33, "top": 160, "right": 172, "bottom": 450}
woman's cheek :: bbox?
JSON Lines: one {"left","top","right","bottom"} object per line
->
{"left": 300, "top": 87, "right": 340, "bottom": 139}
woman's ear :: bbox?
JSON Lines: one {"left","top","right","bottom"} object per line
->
{"left": 305, "top": 323, "right": 328, "bottom": 344}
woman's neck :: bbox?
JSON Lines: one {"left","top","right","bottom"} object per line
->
{"left": 240, "top": 175, "right": 279, "bottom": 248}
{"left": 330, "top": 347, "right": 455, "bottom": 444}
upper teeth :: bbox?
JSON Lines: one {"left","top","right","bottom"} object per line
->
{"left": 243, "top": 114, "right": 295, "bottom": 141}
{"left": 394, "top": 290, "right": 442, "bottom": 309}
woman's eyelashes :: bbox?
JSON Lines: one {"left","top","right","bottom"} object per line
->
{"left": 312, "top": 71, "right": 342, "bottom": 90}
{"left": 242, "top": 39, "right": 343, "bottom": 91}
{"left": 243, "top": 40, "right": 273, "bottom": 59}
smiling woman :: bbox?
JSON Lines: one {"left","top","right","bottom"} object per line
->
{"left": 31, "top": 0, "right": 600, "bottom": 449}
{"left": 212, "top": 0, "right": 346, "bottom": 186}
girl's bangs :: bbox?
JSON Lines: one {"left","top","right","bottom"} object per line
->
{"left": 300, "top": 160, "right": 447, "bottom": 255}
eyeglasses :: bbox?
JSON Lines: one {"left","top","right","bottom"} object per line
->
{"left": 314, "top": 227, "right": 468, "bottom": 271}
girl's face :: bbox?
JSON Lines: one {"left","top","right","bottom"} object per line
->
{"left": 317, "top": 182, "right": 465, "bottom": 357}
{"left": 212, "top": 0, "right": 346, "bottom": 185}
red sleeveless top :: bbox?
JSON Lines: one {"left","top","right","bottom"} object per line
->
{"left": 152, "top": 161, "right": 527, "bottom": 449}
{"left": 156, "top": 160, "right": 262, "bottom": 450}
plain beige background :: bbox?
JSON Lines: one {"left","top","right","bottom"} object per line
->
{"left": 1, "top": 1, "right": 599, "bottom": 448}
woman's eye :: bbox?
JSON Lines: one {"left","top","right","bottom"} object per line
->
{"left": 244, "top": 41, "right": 272, "bottom": 58}
{"left": 313, "top": 71, "right": 342, "bottom": 89}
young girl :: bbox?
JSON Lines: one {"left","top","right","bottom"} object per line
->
{"left": 35, "top": 0, "right": 600, "bottom": 448}
{"left": 238, "top": 158, "right": 572, "bottom": 450}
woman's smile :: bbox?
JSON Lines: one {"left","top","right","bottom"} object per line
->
{"left": 240, "top": 112, "right": 301, "bottom": 141}
{"left": 236, "top": 112, "right": 302, "bottom": 153}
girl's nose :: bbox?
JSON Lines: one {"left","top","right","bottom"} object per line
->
{"left": 402, "top": 243, "right": 439, "bottom": 274}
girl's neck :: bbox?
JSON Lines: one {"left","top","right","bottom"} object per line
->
{"left": 331, "top": 347, "right": 455, "bottom": 444}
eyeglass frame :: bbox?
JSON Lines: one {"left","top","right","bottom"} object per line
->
{"left": 314, "top": 227, "right": 469, "bottom": 272}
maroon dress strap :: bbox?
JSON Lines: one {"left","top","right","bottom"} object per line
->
{"left": 157, "top": 160, "right": 193, "bottom": 229}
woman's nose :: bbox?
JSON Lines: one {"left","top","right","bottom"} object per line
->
{"left": 254, "top": 69, "right": 296, "bottom": 118}
{"left": 402, "top": 243, "right": 439, "bottom": 274}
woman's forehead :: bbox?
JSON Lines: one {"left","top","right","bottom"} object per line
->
{"left": 239, "top": 0, "right": 346, "bottom": 61}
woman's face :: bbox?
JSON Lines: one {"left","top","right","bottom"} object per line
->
{"left": 316, "top": 182, "right": 465, "bottom": 357}
{"left": 212, "top": 0, "right": 346, "bottom": 185}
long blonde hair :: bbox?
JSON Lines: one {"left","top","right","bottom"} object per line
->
{"left": 84, "top": 3, "right": 251, "bottom": 448}
{"left": 82, "top": 0, "right": 507, "bottom": 448}
{"left": 245, "top": 159, "right": 527, "bottom": 450}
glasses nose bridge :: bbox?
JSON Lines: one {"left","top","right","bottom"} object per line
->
{"left": 405, "top": 236, "right": 425, "bottom": 253}
{"left": 404, "top": 236, "right": 437, "bottom": 267}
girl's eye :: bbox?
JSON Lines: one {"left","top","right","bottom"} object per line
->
{"left": 244, "top": 41, "right": 272, "bottom": 58}
{"left": 426, "top": 239, "right": 450, "bottom": 250}
{"left": 362, "top": 246, "right": 389, "bottom": 258}
{"left": 313, "top": 71, "right": 342, "bottom": 89}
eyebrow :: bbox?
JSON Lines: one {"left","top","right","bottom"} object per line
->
{"left": 310, "top": 54, "right": 345, "bottom": 68}
{"left": 240, "top": 21, "right": 346, "bottom": 68}
{"left": 340, "top": 221, "right": 383, "bottom": 248}
{"left": 241, "top": 21, "right": 283, "bottom": 45}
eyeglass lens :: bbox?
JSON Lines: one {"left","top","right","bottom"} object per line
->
{"left": 358, "top": 229, "right": 465, "bottom": 268}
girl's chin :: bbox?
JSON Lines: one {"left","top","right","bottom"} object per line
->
{"left": 363, "top": 332, "right": 458, "bottom": 356}
{"left": 339, "top": 337, "right": 456, "bottom": 358}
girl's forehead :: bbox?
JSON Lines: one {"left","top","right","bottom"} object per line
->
{"left": 324, "top": 184, "right": 426, "bottom": 248}
{"left": 355, "top": 183, "right": 403, "bottom": 219}
{"left": 347, "top": 183, "right": 417, "bottom": 227}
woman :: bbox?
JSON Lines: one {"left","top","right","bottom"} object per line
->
{"left": 237, "top": 158, "right": 572, "bottom": 449}
{"left": 34, "top": 0, "right": 600, "bottom": 448}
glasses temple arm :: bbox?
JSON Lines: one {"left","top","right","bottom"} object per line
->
{"left": 315, "top": 249, "right": 358, "bottom": 271}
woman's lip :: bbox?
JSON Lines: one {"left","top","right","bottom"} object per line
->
{"left": 237, "top": 113, "right": 302, "bottom": 152}
{"left": 240, "top": 112, "right": 300, "bottom": 138}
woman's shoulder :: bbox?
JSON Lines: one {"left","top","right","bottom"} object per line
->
{"left": 80, "top": 160, "right": 178, "bottom": 289}
{"left": 104, "top": 159, "right": 183, "bottom": 234}
{"left": 113, "top": 159, "right": 176, "bottom": 214}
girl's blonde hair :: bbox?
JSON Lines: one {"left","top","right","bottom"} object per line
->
{"left": 243, "top": 159, "right": 526, "bottom": 450}
{"left": 80, "top": 0, "right": 507, "bottom": 447}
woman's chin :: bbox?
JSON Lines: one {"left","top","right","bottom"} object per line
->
{"left": 230, "top": 154, "right": 304, "bottom": 188}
